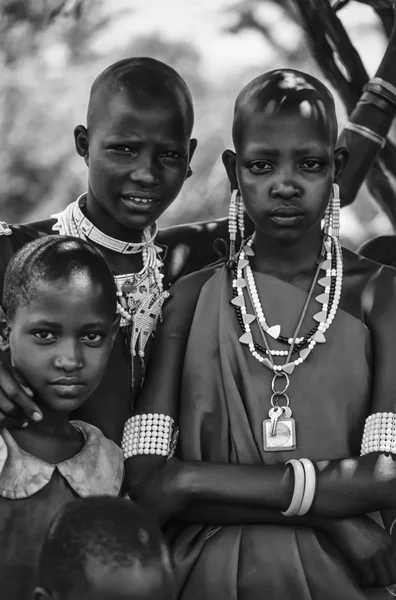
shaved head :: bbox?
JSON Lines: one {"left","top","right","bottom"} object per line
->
{"left": 233, "top": 69, "right": 338, "bottom": 149}
{"left": 87, "top": 57, "right": 194, "bottom": 136}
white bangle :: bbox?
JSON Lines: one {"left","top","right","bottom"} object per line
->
{"left": 360, "top": 412, "right": 396, "bottom": 456}
{"left": 296, "top": 458, "right": 316, "bottom": 516}
{"left": 281, "top": 459, "right": 305, "bottom": 517}
{"left": 345, "top": 122, "right": 386, "bottom": 148}
{"left": 121, "top": 413, "right": 178, "bottom": 460}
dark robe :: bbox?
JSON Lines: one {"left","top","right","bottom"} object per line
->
{"left": 164, "top": 266, "right": 391, "bottom": 599}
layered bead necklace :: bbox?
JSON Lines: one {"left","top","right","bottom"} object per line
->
{"left": 231, "top": 233, "right": 343, "bottom": 451}
{"left": 52, "top": 194, "right": 169, "bottom": 388}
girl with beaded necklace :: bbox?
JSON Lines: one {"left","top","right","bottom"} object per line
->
{"left": 0, "top": 57, "right": 234, "bottom": 444}
{"left": 126, "top": 69, "right": 396, "bottom": 599}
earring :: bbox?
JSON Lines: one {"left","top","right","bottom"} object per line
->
{"left": 238, "top": 195, "right": 245, "bottom": 242}
{"left": 228, "top": 189, "right": 238, "bottom": 260}
{"left": 331, "top": 183, "right": 340, "bottom": 239}
{"left": 323, "top": 183, "right": 340, "bottom": 240}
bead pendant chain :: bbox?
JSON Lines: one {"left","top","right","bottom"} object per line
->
{"left": 231, "top": 233, "right": 343, "bottom": 451}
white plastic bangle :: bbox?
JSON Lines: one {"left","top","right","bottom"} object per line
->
{"left": 296, "top": 458, "right": 316, "bottom": 516}
{"left": 281, "top": 459, "right": 305, "bottom": 517}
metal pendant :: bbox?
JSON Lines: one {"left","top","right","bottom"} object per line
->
{"left": 263, "top": 406, "right": 296, "bottom": 452}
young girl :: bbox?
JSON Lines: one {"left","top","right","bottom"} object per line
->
{"left": 0, "top": 236, "right": 123, "bottom": 599}
{"left": 126, "top": 70, "right": 396, "bottom": 599}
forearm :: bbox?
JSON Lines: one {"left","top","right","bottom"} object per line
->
{"left": 180, "top": 500, "right": 338, "bottom": 531}
{"left": 339, "top": 31, "right": 396, "bottom": 205}
{"left": 182, "top": 454, "right": 396, "bottom": 518}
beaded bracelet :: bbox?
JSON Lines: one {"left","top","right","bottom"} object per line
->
{"left": 361, "top": 412, "right": 396, "bottom": 455}
{"left": 121, "top": 413, "right": 179, "bottom": 460}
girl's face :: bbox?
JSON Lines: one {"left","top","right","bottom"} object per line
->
{"left": 6, "top": 273, "right": 118, "bottom": 414}
{"left": 80, "top": 92, "right": 196, "bottom": 234}
{"left": 227, "top": 111, "right": 342, "bottom": 244}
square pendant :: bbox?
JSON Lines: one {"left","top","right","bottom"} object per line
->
{"left": 263, "top": 418, "right": 296, "bottom": 452}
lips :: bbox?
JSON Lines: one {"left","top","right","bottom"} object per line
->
{"left": 49, "top": 378, "right": 86, "bottom": 397}
{"left": 120, "top": 195, "right": 160, "bottom": 213}
{"left": 271, "top": 206, "right": 303, "bottom": 218}
{"left": 50, "top": 378, "right": 85, "bottom": 386}
{"left": 270, "top": 206, "right": 304, "bottom": 226}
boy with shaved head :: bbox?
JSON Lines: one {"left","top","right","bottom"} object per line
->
{"left": 0, "top": 57, "right": 237, "bottom": 445}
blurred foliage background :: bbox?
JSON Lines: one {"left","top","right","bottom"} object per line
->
{"left": 1, "top": 0, "right": 394, "bottom": 248}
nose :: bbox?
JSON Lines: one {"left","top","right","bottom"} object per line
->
{"left": 129, "top": 155, "right": 159, "bottom": 188}
{"left": 53, "top": 340, "right": 84, "bottom": 372}
{"left": 271, "top": 168, "right": 300, "bottom": 201}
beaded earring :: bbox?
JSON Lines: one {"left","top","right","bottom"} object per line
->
{"left": 238, "top": 195, "right": 245, "bottom": 242}
{"left": 331, "top": 182, "right": 340, "bottom": 239}
{"left": 228, "top": 189, "right": 238, "bottom": 260}
{"left": 323, "top": 183, "right": 340, "bottom": 240}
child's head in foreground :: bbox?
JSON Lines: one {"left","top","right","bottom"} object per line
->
{"left": 1, "top": 236, "right": 119, "bottom": 414}
{"left": 74, "top": 57, "right": 197, "bottom": 233}
{"left": 222, "top": 68, "right": 348, "bottom": 243}
{"left": 34, "top": 496, "right": 175, "bottom": 600}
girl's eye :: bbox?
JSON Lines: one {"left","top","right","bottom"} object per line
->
{"left": 112, "top": 145, "right": 136, "bottom": 154}
{"left": 33, "top": 331, "right": 55, "bottom": 341}
{"left": 300, "top": 159, "right": 323, "bottom": 170}
{"left": 249, "top": 161, "right": 272, "bottom": 173}
{"left": 160, "top": 151, "right": 181, "bottom": 159}
{"left": 82, "top": 333, "right": 104, "bottom": 344}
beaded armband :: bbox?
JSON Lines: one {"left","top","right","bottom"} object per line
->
{"left": 361, "top": 412, "right": 396, "bottom": 455}
{"left": 121, "top": 413, "right": 179, "bottom": 460}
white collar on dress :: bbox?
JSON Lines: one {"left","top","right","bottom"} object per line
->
{"left": 0, "top": 421, "right": 124, "bottom": 499}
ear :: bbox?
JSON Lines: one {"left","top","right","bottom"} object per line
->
{"left": 222, "top": 149, "right": 238, "bottom": 192}
{"left": 111, "top": 313, "right": 121, "bottom": 344}
{"left": 0, "top": 307, "right": 10, "bottom": 352}
{"left": 334, "top": 146, "right": 349, "bottom": 184}
{"left": 186, "top": 138, "right": 198, "bottom": 180}
{"left": 33, "top": 587, "right": 56, "bottom": 600}
{"left": 74, "top": 125, "right": 89, "bottom": 167}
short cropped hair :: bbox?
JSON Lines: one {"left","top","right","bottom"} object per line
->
{"left": 87, "top": 57, "right": 194, "bottom": 136}
{"left": 233, "top": 69, "right": 338, "bottom": 149}
{"left": 37, "top": 497, "right": 174, "bottom": 596}
{"left": 2, "top": 235, "right": 117, "bottom": 320}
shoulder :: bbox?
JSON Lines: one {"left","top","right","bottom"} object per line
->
{"left": 344, "top": 248, "right": 396, "bottom": 324}
{"left": 70, "top": 421, "right": 124, "bottom": 496}
{"left": 358, "top": 235, "right": 396, "bottom": 268}
{"left": 0, "top": 219, "right": 57, "bottom": 284}
{"left": 157, "top": 218, "right": 229, "bottom": 282}
{"left": 168, "top": 262, "right": 223, "bottom": 304}
{"left": 161, "top": 262, "right": 224, "bottom": 334}
{"left": 0, "top": 218, "right": 56, "bottom": 256}
{"left": 340, "top": 247, "right": 395, "bottom": 324}
{"left": 158, "top": 217, "right": 229, "bottom": 245}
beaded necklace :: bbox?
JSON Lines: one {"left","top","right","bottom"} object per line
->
{"left": 231, "top": 233, "right": 343, "bottom": 451}
{"left": 52, "top": 194, "right": 170, "bottom": 389}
